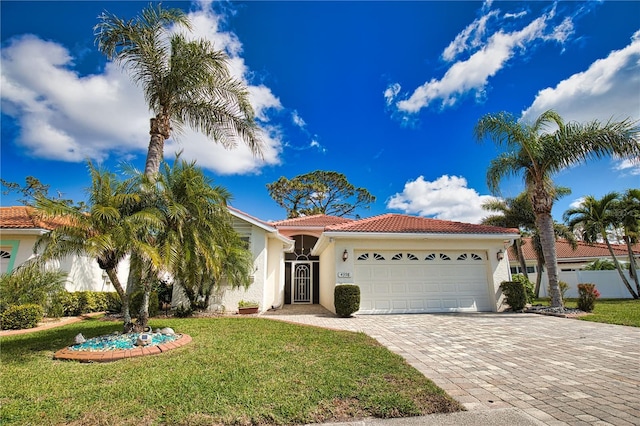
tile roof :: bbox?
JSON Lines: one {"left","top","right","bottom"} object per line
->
{"left": 325, "top": 213, "right": 519, "bottom": 235}
{"left": 514, "top": 237, "right": 639, "bottom": 261}
{"left": 271, "top": 214, "right": 354, "bottom": 228}
{"left": 0, "top": 206, "right": 64, "bottom": 230}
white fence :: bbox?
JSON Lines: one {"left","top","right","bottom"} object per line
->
{"left": 537, "top": 270, "right": 638, "bottom": 299}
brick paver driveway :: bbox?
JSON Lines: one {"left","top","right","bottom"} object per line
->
{"left": 266, "top": 309, "right": 640, "bottom": 425}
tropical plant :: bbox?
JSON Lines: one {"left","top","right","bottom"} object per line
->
{"left": 0, "top": 262, "right": 67, "bottom": 316}
{"left": 267, "top": 170, "right": 376, "bottom": 218}
{"left": 33, "top": 163, "right": 163, "bottom": 329}
{"left": 613, "top": 189, "right": 640, "bottom": 293}
{"left": 94, "top": 4, "right": 262, "bottom": 179}
{"left": 482, "top": 193, "right": 535, "bottom": 279}
{"left": 564, "top": 193, "right": 638, "bottom": 299}
{"left": 529, "top": 223, "right": 577, "bottom": 297}
{"left": 141, "top": 157, "right": 254, "bottom": 319}
{"left": 583, "top": 258, "right": 617, "bottom": 271}
{"left": 475, "top": 109, "right": 640, "bottom": 307}
{"left": 576, "top": 283, "right": 600, "bottom": 312}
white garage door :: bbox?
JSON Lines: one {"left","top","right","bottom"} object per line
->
{"left": 355, "top": 250, "right": 492, "bottom": 313}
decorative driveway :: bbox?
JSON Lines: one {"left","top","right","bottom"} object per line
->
{"left": 266, "top": 309, "right": 640, "bottom": 425}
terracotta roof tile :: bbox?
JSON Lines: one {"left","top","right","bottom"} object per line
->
{"left": 0, "top": 206, "right": 64, "bottom": 230}
{"left": 325, "top": 213, "right": 519, "bottom": 235}
{"left": 513, "top": 237, "right": 639, "bottom": 261}
{"left": 271, "top": 214, "right": 354, "bottom": 228}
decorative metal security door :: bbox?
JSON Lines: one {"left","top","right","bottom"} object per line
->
{"left": 292, "top": 262, "right": 312, "bottom": 304}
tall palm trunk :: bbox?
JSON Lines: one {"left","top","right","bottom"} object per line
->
{"left": 604, "top": 235, "right": 638, "bottom": 299}
{"left": 535, "top": 212, "right": 563, "bottom": 307}
{"left": 514, "top": 239, "right": 529, "bottom": 280}
{"left": 144, "top": 115, "right": 170, "bottom": 178}
{"left": 105, "top": 268, "right": 132, "bottom": 327}
{"left": 623, "top": 236, "right": 640, "bottom": 295}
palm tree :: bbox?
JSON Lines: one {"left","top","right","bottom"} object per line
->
{"left": 33, "top": 164, "right": 162, "bottom": 329}
{"left": 481, "top": 193, "right": 535, "bottom": 279}
{"left": 529, "top": 222, "right": 577, "bottom": 297}
{"left": 475, "top": 110, "right": 640, "bottom": 307}
{"left": 564, "top": 193, "right": 639, "bottom": 299}
{"left": 94, "top": 4, "right": 262, "bottom": 178}
{"left": 142, "top": 157, "right": 253, "bottom": 320}
{"left": 615, "top": 189, "right": 640, "bottom": 293}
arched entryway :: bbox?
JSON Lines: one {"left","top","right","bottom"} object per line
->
{"left": 284, "top": 235, "right": 320, "bottom": 304}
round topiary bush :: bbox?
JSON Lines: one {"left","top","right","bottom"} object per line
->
{"left": 334, "top": 284, "right": 360, "bottom": 318}
{"left": 500, "top": 280, "right": 528, "bottom": 311}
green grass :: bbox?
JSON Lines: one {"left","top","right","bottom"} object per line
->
{"left": 0, "top": 317, "right": 461, "bottom": 425}
{"left": 534, "top": 298, "right": 640, "bottom": 327}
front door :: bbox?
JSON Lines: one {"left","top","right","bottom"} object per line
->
{"left": 292, "top": 262, "right": 312, "bottom": 304}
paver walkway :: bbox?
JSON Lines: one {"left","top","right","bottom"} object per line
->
{"left": 265, "top": 307, "right": 640, "bottom": 425}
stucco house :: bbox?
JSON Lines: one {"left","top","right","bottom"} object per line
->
{"left": 183, "top": 210, "right": 519, "bottom": 314}
{"left": 509, "top": 237, "right": 640, "bottom": 298}
{"left": 2, "top": 205, "right": 520, "bottom": 314}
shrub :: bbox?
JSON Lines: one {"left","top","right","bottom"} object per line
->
{"left": 174, "top": 303, "right": 193, "bottom": 318}
{"left": 56, "top": 291, "right": 113, "bottom": 316}
{"left": 335, "top": 284, "right": 360, "bottom": 318}
{"left": 500, "top": 281, "right": 527, "bottom": 311}
{"left": 511, "top": 274, "right": 535, "bottom": 303}
{"left": 0, "top": 304, "right": 44, "bottom": 330}
{"left": 577, "top": 283, "right": 600, "bottom": 312}
{"left": 0, "top": 263, "right": 66, "bottom": 316}
{"left": 131, "top": 290, "right": 159, "bottom": 319}
{"left": 105, "top": 292, "right": 122, "bottom": 313}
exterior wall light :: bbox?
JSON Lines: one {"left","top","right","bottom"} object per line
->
{"left": 342, "top": 249, "right": 349, "bottom": 262}
{"left": 497, "top": 249, "right": 504, "bottom": 261}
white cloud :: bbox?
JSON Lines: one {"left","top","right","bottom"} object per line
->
{"left": 386, "top": 175, "right": 497, "bottom": 224}
{"left": 292, "top": 110, "right": 306, "bottom": 128}
{"left": 388, "top": 4, "right": 575, "bottom": 115}
{"left": 520, "top": 31, "right": 640, "bottom": 179}
{"left": 614, "top": 159, "right": 640, "bottom": 176}
{"left": 0, "top": 2, "right": 285, "bottom": 175}
{"left": 521, "top": 30, "right": 640, "bottom": 125}
{"left": 569, "top": 197, "right": 586, "bottom": 209}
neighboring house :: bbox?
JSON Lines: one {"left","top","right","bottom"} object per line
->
{"left": 509, "top": 237, "right": 640, "bottom": 298}
{"left": 0, "top": 206, "right": 124, "bottom": 292}
{"left": 509, "top": 237, "right": 639, "bottom": 274}
{"left": 2, "top": 205, "right": 520, "bottom": 314}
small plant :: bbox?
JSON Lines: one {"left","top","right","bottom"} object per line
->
{"left": 500, "top": 280, "right": 527, "bottom": 311}
{"left": 238, "top": 300, "right": 259, "bottom": 308}
{"left": 0, "top": 304, "right": 44, "bottom": 330}
{"left": 334, "top": 284, "right": 360, "bottom": 318}
{"left": 174, "top": 303, "right": 193, "bottom": 318}
{"left": 548, "top": 280, "right": 569, "bottom": 300}
{"left": 577, "top": 283, "right": 600, "bottom": 312}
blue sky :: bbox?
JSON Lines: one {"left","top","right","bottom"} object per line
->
{"left": 1, "top": 1, "right": 639, "bottom": 223}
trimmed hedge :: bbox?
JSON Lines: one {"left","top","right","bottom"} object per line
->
{"left": 335, "top": 284, "right": 360, "bottom": 318}
{"left": 1, "top": 304, "right": 44, "bottom": 330}
{"left": 58, "top": 291, "right": 112, "bottom": 316}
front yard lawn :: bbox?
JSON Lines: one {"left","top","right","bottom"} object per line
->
{"left": 535, "top": 298, "right": 640, "bottom": 327}
{"left": 0, "top": 317, "right": 462, "bottom": 425}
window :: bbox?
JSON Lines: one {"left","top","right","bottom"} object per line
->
{"left": 406, "top": 253, "right": 419, "bottom": 260}
{"left": 471, "top": 253, "right": 483, "bottom": 261}
{"left": 425, "top": 253, "right": 436, "bottom": 260}
{"left": 457, "top": 254, "right": 468, "bottom": 260}
{"left": 0, "top": 250, "right": 10, "bottom": 259}
{"left": 373, "top": 253, "right": 385, "bottom": 260}
{"left": 439, "top": 253, "right": 451, "bottom": 260}
{"left": 391, "top": 253, "right": 403, "bottom": 260}
{"left": 357, "top": 253, "right": 369, "bottom": 261}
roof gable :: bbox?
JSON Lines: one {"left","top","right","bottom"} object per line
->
{"left": 325, "top": 213, "right": 519, "bottom": 235}
{"left": 271, "top": 214, "right": 354, "bottom": 228}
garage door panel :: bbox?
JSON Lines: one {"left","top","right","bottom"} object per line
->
{"left": 355, "top": 250, "right": 492, "bottom": 314}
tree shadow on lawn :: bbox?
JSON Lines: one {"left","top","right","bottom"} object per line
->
{"left": 0, "top": 319, "right": 121, "bottom": 364}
